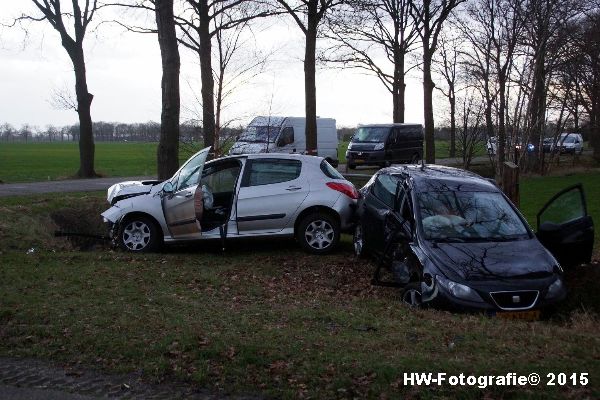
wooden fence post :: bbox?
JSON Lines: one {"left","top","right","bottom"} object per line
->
{"left": 502, "top": 161, "right": 519, "bottom": 207}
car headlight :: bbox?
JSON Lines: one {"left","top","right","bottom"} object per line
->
{"left": 436, "top": 275, "right": 482, "bottom": 302}
{"left": 374, "top": 143, "right": 385, "bottom": 151}
{"left": 347, "top": 143, "right": 354, "bottom": 150}
{"left": 546, "top": 278, "right": 565, "bottom": 299}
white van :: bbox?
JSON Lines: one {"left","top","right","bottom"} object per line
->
{"left": 557, "top": 133, "right": 584, "bottom": 154}
{"left": 228, "top": 116, "right": 339, "bottom": 166}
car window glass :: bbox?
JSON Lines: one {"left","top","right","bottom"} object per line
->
{"left": 320, "top": 160, "right": 344, "bottom": 179}
{"left": 372, "top": 174, "right": 400, "bottom": 208}
{"left": 176, "top": 151, "right": 209, "bottom": 191}
{"left": 201, "top": 163, "right": 241, "bottom": 193}
{"left": 418, "top": 191, "right": 528, "bottom": 240}
{"left": 352, "top": 127, "right": 389, "bottom": 143}
{"left": 244, "top": 159, "right": 302, "bottom": 186}
{"left": 539, "top": 187, "right": 585, "bottom": 226}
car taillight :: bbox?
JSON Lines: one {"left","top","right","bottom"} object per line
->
{"left": 326, "top": 182, "right": 359, "bottom": 199}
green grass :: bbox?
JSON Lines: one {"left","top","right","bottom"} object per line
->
{"left": 0, "top": 142, "right": 204, "bottom": 183}
{"left": 0, "top": 188, "right": 599, "bottom": 398}
{"left": 0, "top": 140, "right": 482, "bottom": 184}
{"left": 520, "top": 172, "right": 600, "bottom": 254}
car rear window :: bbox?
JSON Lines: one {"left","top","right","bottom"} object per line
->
{"left": 320, "top": 160, "right": 344, "bottom": 180}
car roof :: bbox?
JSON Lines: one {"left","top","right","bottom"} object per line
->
{"left": 383, "top": 164, "right": 498, "bottom": 193}
{"left": 215, "top": 153, "right": 324, "bottom": 163}
{"left": 357, "top": 123, "right": 422, "bottom": 128}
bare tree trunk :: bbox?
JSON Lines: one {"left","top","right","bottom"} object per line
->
{"left": 198, "top": 0, "right": 215, "bottom": 154}
{"left": 155, "top": 0, "right": 180, "bottom": 179}
{"left": 449, "top": 87, "right": 456, "bottom": 157}
{"left": 423, "top": 53, "right": 436, "bottom": 163}
{"left": 69, "top": 46, "right": 96, "bottom": 178}
{"left": 393, "top": 52, "right": 406, "bottom": 123}
{"left": 529, "top": 51, "right": 546, "bottom": 171}
{"left": 215, "top": 65, "right": 225, "bottom": 155}
{"left": 305, "top": 12, "right": 318, "bottom": 154}
{"left": 497, "top": 74, "right": 507, "bottom": 177}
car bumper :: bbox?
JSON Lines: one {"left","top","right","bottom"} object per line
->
{"left": 423, "top": 278, "right": 566, "bottom": 313}
{"left": 331, "top": 194, "right": 357, "bottom": 232}
{"left": 346, "top": 150, "right": 386, "bottom": 166}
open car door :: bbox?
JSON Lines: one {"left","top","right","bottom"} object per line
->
{"left": 536, "top": 184, "right": 594, "bottom": 267}
{"left": 162, "top": 147, "right": 211, "bottom": 239}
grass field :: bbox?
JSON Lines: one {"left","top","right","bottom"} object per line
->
{"left": 0, "top": 172, "right": 599, "bottom": 398}
{"left": 0, "top": 142, "right": 203, "bottom": 183}
{"left": 2, "top": 141, "right": 482, "bottom": 183}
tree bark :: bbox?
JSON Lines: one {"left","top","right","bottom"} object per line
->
{"left": 449, "top": 87, "right": 456, "bottom": 158}
{"left": 155, "top": 0, "right": 181, "bottom": 179}
{"left": 392, "top": 50, "right": 406, "bottom": 123}
{"left": 304, "top": 8, "right": 318, "bottom": 155}
{"left": 423, "top": 53, "right": 436, "bottom": 163}
{"left": 529, "top": 50, "right": 546, "bottom": 171}
{"left": 198, "top": 0, "right": 215, "bottom": 154}
{"left": 67, "top": 45, "right": 96, "bottom": 178}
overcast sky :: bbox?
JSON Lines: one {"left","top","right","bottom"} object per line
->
{"left": 0, "top": 1, "right": 428, "bottom": 130}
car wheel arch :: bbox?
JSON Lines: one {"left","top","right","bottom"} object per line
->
{"left": 120, "top": 212, "right": 164, "bottom": 240}
{"left": 294, "top": 206, "right": 341, "bottom": 236}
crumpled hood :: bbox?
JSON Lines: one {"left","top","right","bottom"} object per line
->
{"left": 424, "top": 238, "right": 557, "bottom": 282}
{"left": 107, "top": 180, "right": 159, "bottom": 204}
{"left": 229, "top": 141, "right": 272, "bottom": 155}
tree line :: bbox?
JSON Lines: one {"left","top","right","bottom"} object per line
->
{"left": 11, "top": 0, "right": 600, "bottom": 180}
{"left": 0, "top": 121, "right": 235, "bottom": 143}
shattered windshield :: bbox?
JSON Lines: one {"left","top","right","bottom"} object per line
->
{"left": 352, "top": 127, "right": 389, "bottom": 143}
{"left": 418, "top": 191, "right": 529, "bottom": 242}
{"left": 238, "top": 126, "right": 280, "bottom": 143}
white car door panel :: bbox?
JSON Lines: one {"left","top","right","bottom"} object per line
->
{"left": 162, "top": 148, "right": 210, "bottom": 239}
{"left": 236, "top": 158, "right": 308, "bottom": 234}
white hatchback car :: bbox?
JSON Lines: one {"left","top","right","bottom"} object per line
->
{"left": 101, "top": 148, "right": 358, "bottom": 254}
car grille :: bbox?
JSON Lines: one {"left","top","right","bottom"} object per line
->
{"left": 349, "top": 144, "right": 375, "bottom": 151}
{"left": 489, "top": 290, "right": 539, "bottom": 310}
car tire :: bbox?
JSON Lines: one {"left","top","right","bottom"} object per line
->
{"left": 353, "top": 223, "right": 366, "bottom": 258}
{"left": 401, "top": 282, "right": 422, "bottom": 307}
{"left": 118, "top": 215, "right": 161, "bottom": 252}
{"left": 296, "top": 212, "right": 340, "bottom": 254}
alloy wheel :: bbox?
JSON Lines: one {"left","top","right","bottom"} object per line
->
{"left": 304, "top": 220, "right": 335, "bottom": 250}
{"left": 122, "top": 220, "right": 151, "bottom": 251}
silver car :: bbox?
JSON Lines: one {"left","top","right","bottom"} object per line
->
{"left": 101, "top": 148, "right": 358, "bottom": 254}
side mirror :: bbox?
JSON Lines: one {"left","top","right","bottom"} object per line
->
{"left": 163, "top": 182, "right": 174, "bottom": 194}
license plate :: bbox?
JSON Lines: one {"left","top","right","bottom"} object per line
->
{"left": 496, "top": 310, "right": 541, "bottom": 321}
{"left": 355, "top": 159, "right": 364, "bottom": 163}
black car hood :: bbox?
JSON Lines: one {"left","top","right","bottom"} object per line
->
{"left": 423, "top": 238, "right": 557, "bottom": 282}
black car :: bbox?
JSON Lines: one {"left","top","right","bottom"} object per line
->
{"left": 353, "top": 165, "right": 594, "bottom": 317}
{"left": 346, "top": 124, "right": 423, "bottom": 169}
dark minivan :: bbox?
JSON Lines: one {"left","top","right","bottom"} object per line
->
{"left": 345, "top": 123, "right": 423, "bottom": 169}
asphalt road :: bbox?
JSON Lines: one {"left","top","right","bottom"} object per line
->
{"left": 0, "top": 176, "right": 154, "bottom": 197}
